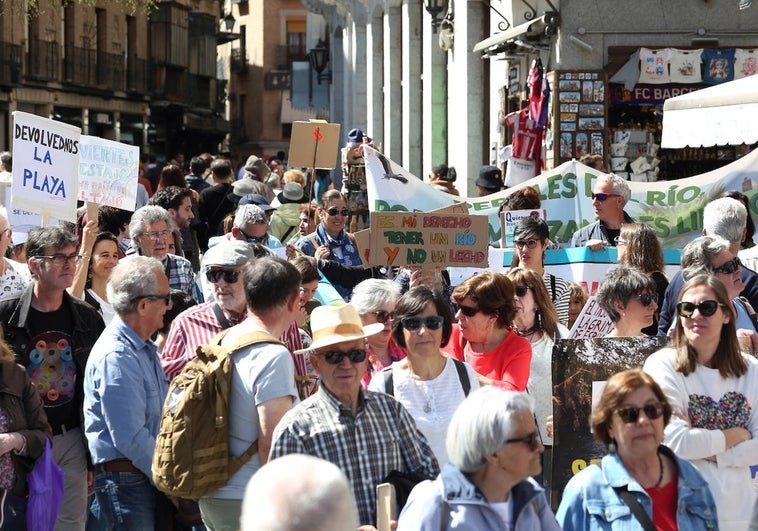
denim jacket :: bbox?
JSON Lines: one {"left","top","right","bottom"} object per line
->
{"left": 556, "top": 445, "right": 718, "bottom": 530}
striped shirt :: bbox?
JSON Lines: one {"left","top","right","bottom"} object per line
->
{"left": 270, "top": 386, "right": 440, "bottom": 526}
{"left": 543, "top": 271, "right": 571, "bottom": 327}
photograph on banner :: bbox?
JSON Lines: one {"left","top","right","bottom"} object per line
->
{"left": 550, "top": 336, "right": 668, "bottom": 510}
{"left": 77, "top": 135, "right": 139, "bottom": 211}
{"left": 367, "top": 211, "right": 488, "bottom": 268}
{"left": 365, "top": 144, "right": 758, "bottom": 248}
{"left": 11, "top": 111, "right": 80, "bottom": 222}
{"left": 501, "top": 208, "right": 546, "bottom": 248}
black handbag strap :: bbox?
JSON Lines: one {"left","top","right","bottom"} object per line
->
{"left": 613, "top": 486, "right": 656, "bottom": 531}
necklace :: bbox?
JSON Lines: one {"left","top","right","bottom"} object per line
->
{"left": 418, "top": 380, "right": 433, "bottom": 413}
{"left": 513, "top": 323, "right": 540, "bottom": 337}
{"left": 655, "top": 451, "right": 664, "bottom": 488}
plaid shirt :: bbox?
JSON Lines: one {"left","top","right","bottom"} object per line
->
{"left": 164, "top": 254, "right": 196, "bottom": 299}
{"left": 270, "top": 386, "right": 440, "bottom": 526}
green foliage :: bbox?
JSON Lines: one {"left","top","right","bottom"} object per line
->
{"left": 7, "top": 0, "right": 158, "bottom": 17}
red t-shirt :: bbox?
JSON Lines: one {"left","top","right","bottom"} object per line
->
{"left": 645, "top": 464, "right": 679, "bottom": 531}
{"left": 444, "top": 326, "right": 532, "bottom": 391}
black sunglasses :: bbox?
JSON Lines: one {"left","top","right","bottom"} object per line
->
{"left": 515, "top": 285, "right": 530, "bottom": 297}
{"left": 591, "top": 192, "right": 620, "bottom": 201}
{"left": 676, "top": 300, "right": 721, "bottom": 318}
{"left": 616, "top": 403, "right": 665, "bottom": 424}
{"left": 400, "top": 316, "right": 445, "bottom": 331}
{"left": 318, "top": 349, "right": 367, "bottom": 365}
{"left": 206, "top": 269, "right": 241, "bottom": 284}
{"left": 456, "top": 305, "right": 481, "bottom": 317}
{"left": 505, "top": 431, "right": 541, "bottom": 452}
{"left": 371, "top": 310, "right": 394, "bottom": 324}
{"left": 712, "top": 256, "right": 741, "bottom": 275}
{"left": 326, "top": 207, "right": 349, "bottom": 217}
{"left": 631, "top": 293, "right": 658, "bottom": 307}
{"left": 132, "top": 293, "right": 171, "bottom": 304}
{"left": 514, "top": 239, "right": 539, "bottom": 250}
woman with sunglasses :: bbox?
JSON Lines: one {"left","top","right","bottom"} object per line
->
{"left": 596, "top": 265, "right": 659, "bottom": 337}
{"left": 445, "top": 272, "right": 532, "bottom": 391}
{"left": 295, "top": 190, "right": 362, "bottom": 300}
{"left": 351, "top": 279, "right": 406, "bottom": 389}
{"left": 643, "top": 274, "right": 758, "bottom": 530}
{"left": 557, "top": 368, "right": 718, "bottom": 530}
{"left": 398, "top": 386, "right": 559, "bottom": 530}
{"left": 369, "top": 287, "right": 479, "bottom": 466}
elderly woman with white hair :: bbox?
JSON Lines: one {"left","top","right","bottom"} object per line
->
{"left": 397, "top": 387, "right": 561, "bottom": 530}
{"left": 350, "top": 278, "right": 406, "bottom": 388}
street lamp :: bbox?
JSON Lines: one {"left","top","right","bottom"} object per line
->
{"left": 423, "top": 0, "right": 448, "bottom": 33}
{"left": 223, "top": 12, "right": 235, "bottom": 32}
{"left": 309, "top": 40, "right": 331, "bottom": 84}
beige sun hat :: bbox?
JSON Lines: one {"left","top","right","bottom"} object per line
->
{"left": 295, "top": 304, "right": 384, "bottom": 354}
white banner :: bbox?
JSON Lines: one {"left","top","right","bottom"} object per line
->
{"left": 77, "top": 135, "right": 139, "bottom": 211}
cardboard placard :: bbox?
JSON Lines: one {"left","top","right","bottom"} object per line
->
{"left": 567, "top": 295, "right": 614, "bottom": 339}
{"left": 500, "top": 208, "right": 547, "bottom": 248}
{"left": 368, "top": 211, "right": 489, "bottom": 268}
{"left": 288, "top": 120, "right": 341, "bottom": 169}
{"left": 77, "top": 135, "right": 139, "bottom": 211}
{"left": 376, "top": 483, "right": 396, "bottom": 531}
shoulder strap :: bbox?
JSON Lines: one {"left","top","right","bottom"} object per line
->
{"left": 308, "top": 234, "right": 319, "bottom": 250}
{"left": 550, "top": 274, "right": 556, "bottom": 302}
{"left": 451, "top": 359, "right": 471, "bottom": 397}
{"left": 382, "top": 366, "right": 394, "bottom": 396}
{"left": 612, "top": 486, "right": 656, "bottom": 531}
{"left": 281, "top": 224, "right": 297, "bottom": 243}
{"left": 211, "top": 302, "right": 232, "bottom": 330}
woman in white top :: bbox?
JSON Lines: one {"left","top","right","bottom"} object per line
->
{"left": 369, "top": 286, "right": 479, "bottom": 467}
{"left": 70, "top": 223, "right": 118, "bottom": 325}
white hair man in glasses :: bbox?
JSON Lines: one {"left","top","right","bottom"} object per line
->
{"left": 0, "top": 225, "right": 105, "bottom": 531}
{"left": 570, "top": 173, "right": 634, "bottom": 250}
{"left": 270, "top": 304, "right": 440, "bottom": 529}
{"left": 84, "top": 255, "right": 172, "bottom": 529}
{"left": 161, "top": 240, "right": 254, "bottom": 380}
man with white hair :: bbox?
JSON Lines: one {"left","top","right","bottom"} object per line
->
{"left": 230, "top": 204, "right": 283, "bottom": 249}
{"left": 570, "top": 173, "right": 634, "bottom": 250}
{"left": 240, "top": 455, "right": 358, "bottom": 531}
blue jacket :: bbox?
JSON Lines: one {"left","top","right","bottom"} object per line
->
{"left": 397, "top": 463, "right": 561, "bottom": 530}
{"left": 570, "top": 212, "right": 634, "bottom": 247}
{"left": 556, "top": 446, "right": 718, "bottom": 530}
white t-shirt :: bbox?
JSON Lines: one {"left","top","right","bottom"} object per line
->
{"left": 638, "top": 48, "right": 672, "bottom": 84}
{"left": 528, "top": 323, "right": 569, "bottom": 446}
{"left": 368, "top": 357, "right": 480, "bottom": 467}
{"left": 86, "top": 288, "right": 116, "bottom": 326}
{"left": 669, "top": 48, "right": 703, "bottom": 83}
{"left": 734, "top": 48, "right": 758, "bottom": 79}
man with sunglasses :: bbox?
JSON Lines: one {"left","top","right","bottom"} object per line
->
{"left": 271, "top": 304, "right": 439, "bottom": 528}
{"left": 0, "top": 226, "right": 105, "bottom": 531}
{"left": 228, "top": 204, "right": 283, "bottom": 250}
{"left": 161, "top": 240, "right": 255, "bottom": 380}
{"left": 570, "top": 173, "right": 634, "bottom": 250}
{"left": 84, "top": 255, "right": 173, "bottom": 529}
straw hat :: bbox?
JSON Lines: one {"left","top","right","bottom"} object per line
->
{"left": 295, "top": 304, "right": 384, "bottom": 354}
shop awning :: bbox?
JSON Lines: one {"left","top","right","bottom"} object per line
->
{"left": 473, "top": 15, "right": 547, "bottom": 53}
{"left": 661, "top": 74, "right": 758, "bottom": 148}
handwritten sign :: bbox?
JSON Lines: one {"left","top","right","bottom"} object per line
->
{"left": 288, "top": 120, "right": 341, "bottom": 169}
{"left": 368, "top": 211, "right": 489, "bottom": 268}
{"left": 501, "top": 208, "right": 546, "bottom": 248}
{"left": 77, "top": 135, "right": 139, "bottom": 210}
{"left": 568, "top": 295, "right": 614, "bottom": 339}
{"left": 11, "top": 111, "right": 79, "bottom": 222}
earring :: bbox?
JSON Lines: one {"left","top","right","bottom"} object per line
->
{"left": 536, "top": 309, "right": 543, "bottom": 329}
{"left": 609, "top": 438, "right": 617, "bottom": 453}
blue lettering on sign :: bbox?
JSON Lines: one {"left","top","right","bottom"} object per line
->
{"left": 33, "top": 146, "right": 53, "bottom": 164}
{"left": 22, "top": 169, "right": 66, "bottom": 197}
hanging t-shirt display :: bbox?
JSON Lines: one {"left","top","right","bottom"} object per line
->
{"left": 734, "top": 48, "right": 758, "bottom": 79}
{"left": 701, "top": 48, "right": 735, "bottom": 84}
{"left": 669, "top": 48, "right": 703, "bottom": 83}
{"left": 638, "top": 48, "right": 672, "bottom": 84}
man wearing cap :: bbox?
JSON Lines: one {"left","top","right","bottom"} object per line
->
{"left": 160, "top": 240, "right": 254, "bottom": 380}
{"left": 241, "top": 155, "right": 275, "bottom": 203}
{"left": 198, "top": 256, "right": 300, "bottom": 530}
{"left": 228, "top": 204, "right": 283, "bottom": 250}
{"left": 270, "top": 304, "right": 440, "bottom": 528}
{"left": 269, "top": 182, "right": 308, "bottom": 244}
{"left": 570, "top": 173, "right": 634, "bottom": 250}
{"left": 199, "top": 158, "right": 236, "bottom": 250}
{"left": 476, "top": 165, "right": 504, "bottom": 196}
{"left": 239, "top": 192, "right": 277, "bottom": 223}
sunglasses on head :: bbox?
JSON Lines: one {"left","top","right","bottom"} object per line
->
{"left": 514, "top": 239, "right": 539, "bottom": 250}
{"left": 371, "top": 310, "right": 394, "bottom": 324}
{"left": 505, "top": 431, "right": 541, "bottom": 452}
{"left": 615, "top": 403, "right": 665, "bottom": 424}
{"left": 676, "top": 300, "right": 721, "bottom": 318}
{"left": 515, "top": 285, "right": 530, "bottom": 297}
{"left": 325, "top": 207, "right": 349, "bottom": 217}
{"left": 400, "top": 315, "right": 445, "bottom": 331}
{"left": 206, "top": 269, "right": 241, "bottom": 284}
{"left": 712, "top": 256, "right": 741, "bottom": 275}
{"left": 631, "top": 293, "right": 658, "bottom": 307}
{"left": 591, "top": 192, "right": 620, "bottom": 201}
{"left": 456, "top": 304, "right": 481, "bottom": 317}
{"left": 318, "top": 349, "right": 367, "bottom": 364}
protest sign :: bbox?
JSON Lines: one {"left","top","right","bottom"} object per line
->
{"left": 77, "top": 135, "right": 139, "bottom": 211}
{"left": 368, "top": 211, "right": 489, "bottom": 268}
{"left": 288, "top": 120, "right": 341, "bottom": 169}
{"left": 11, "top": 111, "right": 80, "bottom": 222}
{"left": 500, "top": 208, "right": 546, "bottom": 248}
{"left": 567, "top": 296, "right": 614, "bottom": 339}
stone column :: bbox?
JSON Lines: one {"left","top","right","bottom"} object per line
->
{"left": 383, "top": 2, "right": 402, "bottom": 161}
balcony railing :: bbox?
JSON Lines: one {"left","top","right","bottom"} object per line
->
{"left": 64, "top": 46, "right": 96, "bottom": 86}
{"left": 27, "top": 38, "right": 59, "bottom": 81}
{"left": 98, "top": 51, "right": 125, "bottom": 91}
{"left": 127, "top": 56, "right": 149, "bottom": 94}
{"left": 0, "top": 41, "right": 21, "bottom": 86}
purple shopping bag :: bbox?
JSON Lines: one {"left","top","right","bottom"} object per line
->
{"left": 26, "top": 438, "right": 64, "bottom": 531}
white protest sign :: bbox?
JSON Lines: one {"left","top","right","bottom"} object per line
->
{"left": 501, "top": 208, "right": 546, "bottom": 248}
{"left": 78, "top": 135, "right": 139, "bottom": 211}
{"left": 11, "top": 111, "right": 80, "bottom": 222}
{"left": 0, "top": 182, "right": 42, "bottom": 235}
{"left": 568, "top": 296, "right": 614, "bottom": 339}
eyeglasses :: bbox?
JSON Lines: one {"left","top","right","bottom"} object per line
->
{"left": 325, "top": 207, "right": 349, "bottom": 217}
{"left": 371, "top": 310, "right": 394, "bottom": 324}
{"left": 616, "top": 403, "right": 665, "bottom": 424}
{"left": 206, "top": 269, "right": 241, "bottom": 284}
{"left": 318, "top": 349, "right": 367, "bottom": 364}
{"left": 676, "top": 300, "right": 722, "bottom": 318}
{"left": 712, "top": 256, "right": 742, "bottom": 275}
{"left": 505, "top": 431, "right": 541, "bottom": 452}
{"left": 456, "top": 305, "right": 481, "bottom": 318}
{"left": 38, "top": 254, "right": 81, "bottom": 266}
{"left": 132, "top": 293, "right": 172, "bottom": 305}
{"left": 591, "top": 192, "right": 620, "bottom": 201}
{"left": 631, "top": 293, "right": 658, "bottom": 307}
{"left": 514, "top": 239, "right": 540, "bottom": 250}
{"left": 515, "top": 285, "right": 530, "bottom": 297}
{"left": 400, "top": 315, "right": 445, "bottom": 331}
{"left": 145, "top": 230, "right": 171, "bottom": 241}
